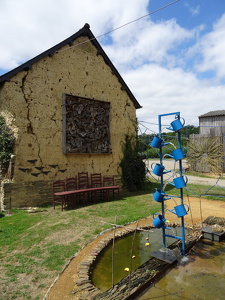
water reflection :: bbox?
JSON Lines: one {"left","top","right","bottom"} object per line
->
{"left": 90, "top": 228, "right": 185, "bottom": 291}
{"left": 138, "top": 240, "right": 225, "bottom": 300}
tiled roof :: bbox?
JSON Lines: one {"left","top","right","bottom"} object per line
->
{"left": 199, "top": 110, "right": 225, "bottom": 118}
{"left": 0, "top": 23, "right": 141, "bottom": 109}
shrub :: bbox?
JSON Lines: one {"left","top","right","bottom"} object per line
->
{"left": 120, "top": 134, "right": 146, "bottom": 191}
{"left": 0, "top": 116, "right": 15, "bottom": 169}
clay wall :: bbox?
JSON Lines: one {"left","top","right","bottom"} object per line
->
{"left": 0, "top": 36, "right": 137, "bottom": 209}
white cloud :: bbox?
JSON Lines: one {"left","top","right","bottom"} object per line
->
{"left": 194, "top": 13, "right": 225, "bottom": 80}
{"left": 123, "top": 64, "right": 225, "bottom": 133}
{"left": 103, "top": 18, "right": 193, "bottom": 70}
{"left": 0, "top": 0, "right": 225, "bottom": 131}
{"left": 185, "top": 3, "right": 200, "bottom": 17}
{"left": 0, "top": 0, "right": 149, "bottom": 70}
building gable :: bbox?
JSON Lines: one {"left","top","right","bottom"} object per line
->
{"left": 0, "top": 23, "right": 142, "bottom": 209}
{"left": 0, "top": 23, "right": 141, "bottom": 109}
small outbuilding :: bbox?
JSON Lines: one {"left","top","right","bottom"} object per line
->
{"left": 199, "top": 110, "right": 225, "bottom": 136}
{"left": 0, "top": 24, "right": 141, "bottom": 210}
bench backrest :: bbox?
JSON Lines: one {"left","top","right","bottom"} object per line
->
{"left": 78, "top": 172, "right": 89, "bottom": 189}
{"left": 103, "top": 176, "right": 115, "bottom": 186}
{"left": 91, "top": 173, "right": 102, "bottom": 187}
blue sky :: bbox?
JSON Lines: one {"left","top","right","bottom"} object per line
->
{"left": 0, "top": 0, "right": 225, "bottom": 133}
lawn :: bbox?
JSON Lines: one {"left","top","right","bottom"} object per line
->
{"left": 0, "top": 180, "right": 224, "bottom": 300}
{"left": 0, "top": 183, "right": 160, "bottom": 300}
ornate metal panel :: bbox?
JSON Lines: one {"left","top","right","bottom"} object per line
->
{"left": 187, "top": 135, "right": 223, "bottom": 174}
{"left": 62, "top": 94, "right": 112, "bottom": 154}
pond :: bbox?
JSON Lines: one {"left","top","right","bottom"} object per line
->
{"left": 90, "top": 227, "right": 186, "bottom": 292}
{"left": 138, "top": 239, "right": 225, "bottom": 299}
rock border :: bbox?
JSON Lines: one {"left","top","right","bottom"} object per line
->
{"left": 72, "top": 225, "right": 140, "bottom": 299}
{"left": 71, "top": 224, "right": 201, "bottom": 299}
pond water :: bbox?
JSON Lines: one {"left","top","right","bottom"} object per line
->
{"left": 90, "top": 227, "right": 186, "bottom": 291}
{"left": 138, "top": 239, "right": 225, "bottom": 300}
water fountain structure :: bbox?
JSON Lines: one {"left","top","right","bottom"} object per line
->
{"left": 151, "top": 112, "right": 188, "bottom": 256}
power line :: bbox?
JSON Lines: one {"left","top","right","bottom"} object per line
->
{"left": 57, "top": 0, "right": 180, "bottom": 54}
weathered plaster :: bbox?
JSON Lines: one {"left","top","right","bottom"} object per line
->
{"left": 0, "top": 36, "right": 138, "bottom": 209}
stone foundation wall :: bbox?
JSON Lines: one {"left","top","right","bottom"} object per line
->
{"left": 1, "top": 180, "right": 52, "bottom": 210}
{"left": 0, "top": 174, "right": 122, "bottom": 210}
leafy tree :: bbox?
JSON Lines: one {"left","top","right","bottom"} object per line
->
{"left": 0, "top": 116, "right": 15, "bottom": 169}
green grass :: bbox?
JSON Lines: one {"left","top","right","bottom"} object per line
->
{"left": 0, "top": 180, "right": 224, "bottom": 299}
{"left": 0, "top": 185, "right": 160, "bottom": 300}
{"left": 163, "top": 182, "right": 225, "bottom": 201}
{"left": 185, "top": 170, "right": 225, "bottom": 180}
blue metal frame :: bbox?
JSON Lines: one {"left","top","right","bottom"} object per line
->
{"left": 157, "top": 112, "right": 186, "bottom": 256}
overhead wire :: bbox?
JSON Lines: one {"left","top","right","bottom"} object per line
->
{"left": 56, "top": 0, "right": 181, "bottom": 54}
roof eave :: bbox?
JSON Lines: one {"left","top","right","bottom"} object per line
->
{"left": 0, "top": 23, "right": 141, "bottom": 109}
{"left": 0, "top": 24, "right": 91, "bottom": 84}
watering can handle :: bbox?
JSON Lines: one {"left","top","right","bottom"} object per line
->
{"left": 152, "top": 188, "right": 158, "bottom": 194}
{"left": 152, "top": 213, "right": 159, "bottom": 219}
{"left": 180, "top": 117, "right": 185, "bottom": 126}
{"left": 184, "top": 204, "right": 190, "bottom": 212}
{"left": 175, "top": 115, "right": 185, "bottom": 125}
{"left": 164, "top": 153, "right": 173, "bottom": 159}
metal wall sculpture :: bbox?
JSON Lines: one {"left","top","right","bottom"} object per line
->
{"left": 187, "top": 136, "right": 223, "bottom": 174}
{"left": 62, "top": 94, "right": 112, "bottom": 154}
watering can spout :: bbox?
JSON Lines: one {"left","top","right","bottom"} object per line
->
{"left": 168, "top": 204, "right": 190, "bottom": 218}
{"left": 168, "top": 209, "right": 176, "bottom": 215}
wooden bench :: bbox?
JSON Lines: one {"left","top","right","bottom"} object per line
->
{"left": 52, "top": 175, "right": 120, "bottom": 210}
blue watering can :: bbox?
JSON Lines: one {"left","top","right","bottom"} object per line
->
{"left": 152, "top": 213, "right": 166, "bottom": 228}
{"left": 170, "top": 175, "right": 188, "bottom": 189}
{"left": 152, "top": 213, "right": 170, "bottom": 229}
{"left": 167, "top": 117, "right": 185, "bottom": 132}
{"left": 167, "top": 148, "right": 186, "bottom": 161}
{"left": 150, "top": 136, "right": 163, "bottom": 148}
{"left": 151, "top": 163, "right": 170, "bottom": 176}
{"left": 168, "top": 204, "right": 190, "bottom": 218}
{"left": 152, "top": 188, "right": 170, "bottom": 202}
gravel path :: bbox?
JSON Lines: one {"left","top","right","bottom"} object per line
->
{"left": 146, "top": 159, "right": 225, "bottom": 187}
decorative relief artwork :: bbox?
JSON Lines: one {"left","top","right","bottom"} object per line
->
{"left": 187, "top": 136, "right": 223, "bottom": 174}
{"left": 62, "top": 94, "right": 112, "bottom": 154}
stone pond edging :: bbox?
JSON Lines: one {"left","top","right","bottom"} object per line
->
{"left": 44, "top": 220, "right": 146, "bottom": 299}
{"left": 69, "top": 224, "right": 200, "bottom": 299}
{"left": 44, "top": 217, "right": 206, "bottom": 300}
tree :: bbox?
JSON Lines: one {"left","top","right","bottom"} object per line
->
{"left": 137, "top": 125, "right": 200, "bottom": 158}
{"left": 0, "top": 116, "right": 15, "bottom": 169}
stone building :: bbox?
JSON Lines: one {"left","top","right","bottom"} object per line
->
{"left": 0, "top": 24, "right": 141, "bottom": 209}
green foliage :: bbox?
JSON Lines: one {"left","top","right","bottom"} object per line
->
{"left": 0, "top": 116, "right": 15, "bottom": 168}
{"left": 137, "top": 133, "right": 150, "bottom": 153}
{"left": 120, "top": 134, "right": 147, "bottom": 191}
{"left": 138, "top": 125, "right": 199, "bottom": 158}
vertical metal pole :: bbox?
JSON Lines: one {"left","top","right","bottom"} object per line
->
{"left": 177, "top": 120, "right": 186, "bottom": 256}
{"left": 156, "top": 112, "right": 186, "bottom": 254}
{"left": 158, "top": 115, "right": 166, "bottom": 247}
